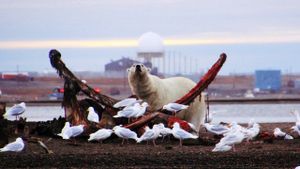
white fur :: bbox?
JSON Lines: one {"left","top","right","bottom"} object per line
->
{"left": 128, "top": 64, "right": 206, "bottom": 131}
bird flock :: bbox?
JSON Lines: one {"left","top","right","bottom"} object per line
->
{"left": 1, "top": 99, "right": 193, "bottom": 152}
{"left": 54, "top": 99, "right": 197, "bottom": 146}
{"left": 57, "top": 121, "right": 198, "bottom": 147}
{"left": 203, "top": 110, "right": 300, "bottom": 152}
{"left": 2, "top": 100, "right": 300, "bottom": 154}
{"left": 204, "top": 119, "right": 260, "bottom": 152}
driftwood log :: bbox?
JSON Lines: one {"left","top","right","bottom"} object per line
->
{"left": 49, "top": 49, "right": 226, "bottom": 131}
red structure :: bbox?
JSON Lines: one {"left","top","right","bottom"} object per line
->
{"left": 0, "top": 72, "right": 31, "bottom": 81}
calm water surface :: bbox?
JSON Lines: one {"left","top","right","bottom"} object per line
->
{"left": 6, "top": 103, "right": 300, "bottom": 123}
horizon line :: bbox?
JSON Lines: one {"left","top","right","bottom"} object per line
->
{"left": 0, "top": 37, "right": 300, "bottom": 49}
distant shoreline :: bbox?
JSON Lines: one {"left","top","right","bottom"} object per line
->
{"left": 2, "top": 97, "right": 300, "bottom": 106}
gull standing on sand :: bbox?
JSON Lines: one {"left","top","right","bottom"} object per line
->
{"left": 4, "top": 102, "right": 26, "bottom": 120}
{"left": 58, "top": 123, "right": 85, "bottom": 140}
{"left": 88, "top": 129, "right": 113, "bottom": 143}
{"left": 172, "top": 122, "right": 198, "bottom": 146}
{"left": 247, "top": 118, "right": 256, "bottom": 128}
{"left": 243, "top": 123, "right": 260, "bottom": 142}
{"left": 212, "top": 144, "right": 232, "bottom": 152}
{"left": 113, "top": 98, "right": 142, "bottom": 108}
{"left": 273, "top": 128, "right": 293, "bottom": 140}
{"left": 113, "top": 125, "right": 138, "bottom": 144}
{"left": 137, "top": 126, "right": 161, "bottom": 146}
{"left": 203, "top": 123, "right": 230, "bottom": 135}
{"left": 57, "top": 122, "right": 71, "bottom": 138}
{"left": 87, "top": 107, "right": 99, "bottom": 123}
{"left": 0, "top": 137, "right": 24, "bottom": 152}
{"left": 216, "top": 129, "right": 245, "bottom": 152}
{"left": 162, "top": 103, "right": 189, "bottom": 114}
{"left": 153, "top": 123, "right": 172, "bottom": 142}
{"left": 291, "top": 110, "right": 300, "bottom": 136}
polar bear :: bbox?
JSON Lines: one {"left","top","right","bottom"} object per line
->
{"left": 127, "top": 63, "right": 206, "bottom": 132}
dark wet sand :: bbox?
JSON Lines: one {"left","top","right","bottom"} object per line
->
{"left": 1, "top": 122, "right": 300, "bottom": 169}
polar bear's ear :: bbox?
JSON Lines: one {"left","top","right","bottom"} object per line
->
{"left": 147, "top": 68, "right": 151, "bottom": 72}
{"left": 127, "top": 68, "right": 130, "bottom": 72}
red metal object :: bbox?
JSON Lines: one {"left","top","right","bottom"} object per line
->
{"left": 167, "top": 116, "right": 193, "bottom": 132}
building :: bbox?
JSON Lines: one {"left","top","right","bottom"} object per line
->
{"left": 255, "top": 70, "right": 281, "bottom": 92}
{"left": 0, "top": 72, "right": 32, "bottom": 81}
{"left": 104, "top": 57, "right": 141, "bottom": 77}
{"left": 294, "top": 79, "right": 300, "bottom": 89}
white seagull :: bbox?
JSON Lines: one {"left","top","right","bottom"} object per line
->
{"left": 203, "top": 123, "right": 230, "bottom": 135}
{"left": 171, "top": 122, "right": 198, "bottom": 146}
{"left": 113, "top": 126, "right": 138, "bottom": 144}
{"left": 87, "top": 107, "right": 99, "bottom": 123}
{"left": 273, "top": 127, "right": 293, "bottom": 140}
{"left": 247, "top": 118, "right": 255, "bottom": 128}
{"left": 212, "top": 144, "right": 232, "bottom": 152}
{"left": 113, "top": 103, "right": 140, "bottom": 118}
{"left": 216, "top": 129, "right": 245, "bottom": 151}
{"left": 113, "top": 98, "right": 142, "bottom": 108}
{"left": 114, "top": 102, "right": 148, "bottom": 119}
{"left": 291, "top": 110, "right": 300, "bottom": 136}
{"left": 4, "top": 102, "right": 26, "bottom": 120}
{"left": 58, "top": 124, "right": 85, "bottom": 140}
{"left": 57, "top": 122, "right": 71, "bottom": 138}
{"left": 153, "top": 123, "right": 172, "bottom": 142}
{"left": 133, "top": 102, "right": 149, "bottom": 118}
{"left": 162, "top": 103, "right": 189, "bottom": 113}
{"left": 88, "top": 128, "right": 113, "bottom": 143}
{"left": 243, "top": 123, "right": 260, "bottom": 142}
{"left": 137, "top": 126, "right": 161, "bottom": 146}
{"left": 0, "top": 137, "right": 25, "bottom": 152}
{"left": 291, "top": 125, "right": 300, "bottom": 136}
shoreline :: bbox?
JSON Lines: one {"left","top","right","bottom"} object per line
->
{"left": 2, "top": 97, "right": 300, "bottom": 107}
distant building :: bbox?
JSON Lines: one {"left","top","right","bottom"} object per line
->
{"left": 105, "top": 57, "right": 140, "bottom": 72}
{"left": 255, "top": 70, "right": 281, "bottom": 92}
{"left": 104, "top": 57, "right": 141, "bottom": 77}
{"left": 104, "top": 57, "right": 159, "bottom": 77}
{"left": 294, "top": 79, "right": 300, "bottom": 89}
{"left": 0, "top": 72, "right": 32, "bottom": 81}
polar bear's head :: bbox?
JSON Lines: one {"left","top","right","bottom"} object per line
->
{"left": 128, "top": 63, "right": 152, "bottom": 96}
{"left": 127, "top": 63, "right": 151, "bottom": 78}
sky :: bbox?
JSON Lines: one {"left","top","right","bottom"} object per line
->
{"left": 0, "top": 0, "right": 300, "bottom": 75}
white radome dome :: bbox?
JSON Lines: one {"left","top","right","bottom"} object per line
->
{"left": 137, "top": 32, "right": 164, "bottom": 53}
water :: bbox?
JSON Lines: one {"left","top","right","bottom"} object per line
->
{"left": 6, "top": 106, "right": 65, "bottom": 122}
{"left": 210, "top": 103, "right": 299, "bottom": 123}
{"left": 6, "top": 103, "right": 300, "bottom": 123}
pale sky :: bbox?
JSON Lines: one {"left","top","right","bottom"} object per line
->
{"left": 0, "top": 0, "right": 300, "bottom": 74}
